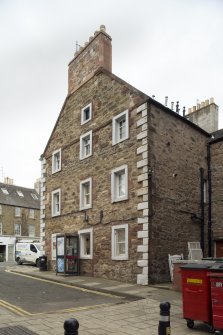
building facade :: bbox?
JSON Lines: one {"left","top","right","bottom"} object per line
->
{"left": 0, "top": 181, "right": 40, "bottom": 261}
{"left": 40, "top": 26, "right": 219, "bottom": 284}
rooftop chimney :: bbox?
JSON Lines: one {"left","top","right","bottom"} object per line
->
{"left": 4, "top": 177, "right": 13, "bottom": 185}
{"left": 68, "top": 25, "right": 112, "bottom": 94}
{"left": 186, "top": 97, "right": 219, "bottom": 133}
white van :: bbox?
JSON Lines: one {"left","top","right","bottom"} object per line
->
{"left": 15, "top": 241, "right": 43, "bottom": 267}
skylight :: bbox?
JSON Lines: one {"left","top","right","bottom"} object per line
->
{"left": 17, "top": 190, "right": 24, "bottom": 197}
{"left": 31, "top": 193, "right": 38, "bottom": 200}
{"left": 1, "top": 188, "right": 9, "bottom": 195}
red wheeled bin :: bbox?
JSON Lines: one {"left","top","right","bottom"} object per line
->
{"left": 208, "top": 263, "right": 223, "bottom": 332}
{"left": 180, "top": 263, "right": 213, "bottom": 330}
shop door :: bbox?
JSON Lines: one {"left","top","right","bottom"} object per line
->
{"left": 8, "top": 244, "right": 14, "bottom": 261}
{"left": 216, "top": 241, "right": 223, "bottom": 258}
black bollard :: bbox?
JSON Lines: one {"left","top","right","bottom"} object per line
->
{"left": 64, "top": 318, "right": 79, "bottom": 335}
{"left": 158, "top": 301, "right": 171, "bottom": 335}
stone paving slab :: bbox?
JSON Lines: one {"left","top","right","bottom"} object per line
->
{"left": 0, "top": 325, "right": 38, "bottom": 335}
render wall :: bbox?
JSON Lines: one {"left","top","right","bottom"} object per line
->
{"left": 148, "top": 105, "right": 208, "bottom": 282}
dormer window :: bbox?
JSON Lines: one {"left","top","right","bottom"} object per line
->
{"left": 81, "top": 103, "right": 92, "bottom": 125}
{"left": 52, "top": 149, "right": 61, "bottom": 174}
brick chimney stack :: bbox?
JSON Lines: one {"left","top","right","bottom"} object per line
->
{"left": 68, "top": 25, "right": 112, "bottom": 94}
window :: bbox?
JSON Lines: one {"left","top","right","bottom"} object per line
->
{"left": 16, "top": 190, "right": 24, "bottom": 197}
{"left": 111, "top": 165, "right": 128, "bottom": 202}
{"left": 15, "top": 207, "right": 21, "bottom": 217}
{"left": 112, "top": 110, "right": 129, "bottom": 145}
{"left": 52, "top": 148, "right": 61, "bottom": 174}
{"left": 1, "top": 188, "right": 9, "bottom": 195}
{"left": 112, "top": 224, "right": 128, "bottom": 260}
{"left": 52, "top": 189, "right": 61, "bottom": 217}
{"left": 14, "top": 223, "right": 21, "bottom": 236}
{"left": 29, "top": 209, "right": 35, "bottom": 219}
{"left": 78, "top": 228, "right": 93, "bottom": 259}
{"left": 80, "top": 178, "right": 92, "bottom": 210}
{"left": 31, "top": 193, "right": 38, "bottom": 200}
{"left": 80, "top": 130, "right": 92, "bottom": 160}
{"left": 0, "top": 223, "right": 2, "bottom": 235}
{"left": 28, "top": 224, "right": 35, "bottom": 237}
{"left": 0, "top": 205, "right": 2, "bottom": 215}
{"left": 81, "top": 103, "right": 92, "bottom": 125}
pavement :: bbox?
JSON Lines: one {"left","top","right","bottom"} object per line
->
{"left": 0, "top": 262, "right": 218, "bottom": 335}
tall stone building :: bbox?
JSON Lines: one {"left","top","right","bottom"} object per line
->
{"left": 41, "top": 26, "right": 216, "bottom": 284}
{"left": 0, "top": 180, "right": 40, "bottom": 261}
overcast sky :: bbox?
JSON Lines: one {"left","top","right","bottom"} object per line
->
{"left": 1, "top": 0, "right": 223, "bottom": 188}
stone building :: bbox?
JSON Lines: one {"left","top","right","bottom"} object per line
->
{"left": 0, "top": 180, "right": 40, "bottom": 261}
{"left": 208, "top": 129, "right": 223, "bottom": 258}
{"left": 40, "top": 26, "right": 219, "bottom": 284}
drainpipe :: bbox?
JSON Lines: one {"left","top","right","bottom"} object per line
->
{"left": 147, "top": 101, "right": 153, "bottom": 284}
{"left": 199, "top": 168, "right": 205, "bottom": 253}
{"left": 207, "top": 143, "right": 212, "bottom": 257}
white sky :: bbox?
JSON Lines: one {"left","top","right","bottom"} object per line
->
{"left": 1, "top": 0, "right": 223, "bottom": 188}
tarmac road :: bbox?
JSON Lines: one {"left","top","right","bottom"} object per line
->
{"left": 0, "top": 264, "right": 126, "bottom": 315}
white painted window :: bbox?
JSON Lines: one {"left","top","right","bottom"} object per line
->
{"left": 0, "top": 223, "right": 2, "bottom": 235}
{"left": 112, "top": 110, "right": 129, "bottom": 145}
{"left": 112, "top": 224, "right": 128, "bottom": 260}
{"left": 28, "top": 224, "right": 35, "bottom": 237}
{"left": 15, "top": 207, "right": 21, "bottom": 217}
{"left": 81, "top": 103, "right": 92, "bottom": 125}
{"left": 1, "top": 188, "right": 9, "bottom": 195}
{"left": 80, "top": 130, "right": 92, "bottom": 160}
{"left": 111, "top": 165, "right": 128, "bottom": 202}
{"left": 31, "top": 193, "right": 38, "bottom": 200}
{"left": 52, "top": 148, "right": 61, "bottom": 174}
{"left": 0, "top": 205, "right": 2, "bottom": 215}
{"left": 80, "top": 178, "right": 92, "bottom": 210}
{"left": 52, "top": 189, "right": 61, "bottom": 217}
{"left": 78, "top": 228, "right": 93, "bottom": 259}
{"left": 14, "top": 223, "right": 21, "bottom": 236}
{"left": 29, "top": 209, "right": 35, "bottom": 219}
{"left": 51, "top": 233, "right": 60, "bottom": 260}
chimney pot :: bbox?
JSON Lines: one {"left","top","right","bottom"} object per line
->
{"left": 210, "top": 97, "right": 214, "bottom": 104}
{"left": 205, "top": 99, "right": 209, "bottom": 106}
{"left": 100, "top": 25, "right": 106, "bottom": 32}
{"left": 193, "top": 106, "right": 196, "bottom": 112}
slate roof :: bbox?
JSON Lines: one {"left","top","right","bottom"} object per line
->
{"left": 210, "top": 129, "right": 223, "bottom": 144}
{"left": 0, "top": 183, "right": 40, "bottom": 209}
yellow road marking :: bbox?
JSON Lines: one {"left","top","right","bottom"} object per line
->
{"left": 5, "top": 269, "right": 120, "bottom": 298}
{"left": 0, "top": 299, "right": 32, "bottom": 316}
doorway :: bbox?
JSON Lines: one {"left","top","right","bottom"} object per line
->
{"left": 215, "top": 240, "right": 223, "bottom": 258}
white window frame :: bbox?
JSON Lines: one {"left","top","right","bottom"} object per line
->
{"left": 112, "top": 110, "right": 129, "bottom": 145}
{"left": 51, "top": 188, "right": 61, "bottom": 217}
{"left": 29, "top": 209, "right": 35, "bottom": 219}
{"left": 52, "top": 148, "right": 61, "bottom": 174}
{"left": 17, "top": 190, "right": 24, "bottom": 197}
{"left": 112, "top": 224, "right": 128, "bottom": 260}
{"left": 80, "top": 178, "right": 92, "bottom": 210}
{"left": 0, "top": 223, "right": 2, "bottom": 235}
{"left": 111, "top": 165, "right": 128, "bottom": 203}
{"left": 81, "top": 103, "right": 92, "bottom": 125}
{"left": 14, "top": 223, "right": 21, "bottom": 236}
{"left": 78, "top": 228, "right": 93, "bottom": 259}
{"left": 15, "top": 207, "right": 21, "bottom": 217}
{"left": 80, "top": 130, "right": 92, "bottom": 160}
{"left": 28, "top": 224, "right": 35, "bottom": 237}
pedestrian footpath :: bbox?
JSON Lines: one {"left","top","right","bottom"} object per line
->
{"left": 0, "top": 263, "right": 213, "bottom": 335}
